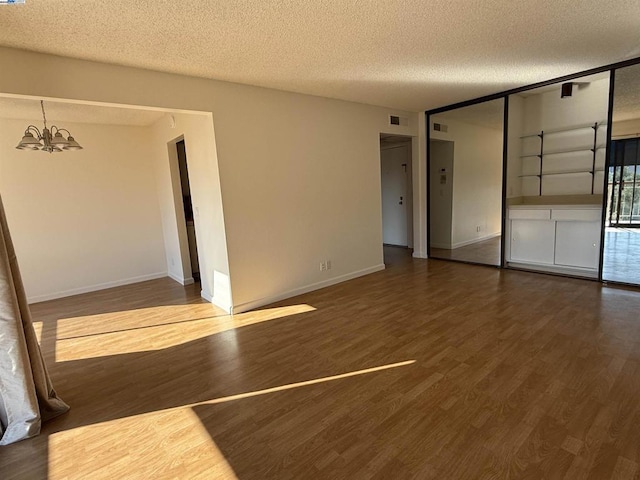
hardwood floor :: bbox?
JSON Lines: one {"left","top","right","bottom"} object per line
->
{"left": 2, "top": 250, "right": 640, "bottom": 479}
{"left": 430, "top": 236, "right": 502, "bottom": 266}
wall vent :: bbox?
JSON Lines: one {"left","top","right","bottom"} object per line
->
{"left": 389, "top": 115, "right": 409, "bottom": 127}
{"left": 433, "top": 122, "right": 448, "bottom": 133}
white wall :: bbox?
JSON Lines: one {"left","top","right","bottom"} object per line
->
{"left": 413, "top": 115, "right": 428, "bottom": 258}
{"left": 149, "top": 113, "right": 232, "bottom": 311}
{"left": 0, "top": 47, "right": 421, "bottom": 313}
{"left": 522, "top": 78, "right": 610, "bottom": 133}
{"left": 431, "top": 118, "right": 503, "bottom": 247}
{"left": 0, "top": 118, "right": 167, "bottom": 302}
{"left": 506, "top": 95, "right": 524, "bottom": 198}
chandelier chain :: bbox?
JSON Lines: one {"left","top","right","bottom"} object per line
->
{"left": 40, "top": 100, "right": 47, "bottom": 129}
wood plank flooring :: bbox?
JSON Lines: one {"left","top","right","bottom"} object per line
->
{"left": 2, "top": 248, "right": 640, "bottom": 479}
{"left": 430, "top": 236, "right": 502, "bottom": 266}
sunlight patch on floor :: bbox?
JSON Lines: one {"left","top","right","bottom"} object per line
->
{"left": 55, "top": 303, "right": 229, "bottom": 339}
{"left": 197, "top": 360, "right": 417, "bottom": 406}
{"left": 55, "top": 304, "right": 317, "bottom": 362}
{"left": 48, "top": 407, "right": 238, "bottom": 480}
{"left": 47, "top": 360, "right": 414, "bottom": 478}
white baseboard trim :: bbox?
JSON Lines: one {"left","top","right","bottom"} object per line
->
{"left": 168, "top": 272, "right": 194, "bottom": 286}
{"left": 200, "top": 289, "right": 233, "bottom": 314}
{"left": 452, "top": 232, "right": 501, "bottom": 249}
{"left": 28, "top": 271, "right": 168, "bottom": 304}
{"left": 231, "top": 264, "right": 386, "bottom": 314}
{"left": 507, "top": 261, "right": 598, "bottom": 279}
{"left": 412, "top": 251, "right": 428, "bottom": 259}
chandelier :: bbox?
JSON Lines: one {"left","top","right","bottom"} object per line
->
{"left": 16, "top": 101, "right": 82, "bottom": 153}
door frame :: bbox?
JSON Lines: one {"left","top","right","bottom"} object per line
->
{"left": 380, "top": 135, "right": 414, "bottom": 249}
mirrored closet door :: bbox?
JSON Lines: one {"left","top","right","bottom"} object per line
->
{"left": 603, "top": 64, "right": 640, "bottom": 285}
{"left": 504, "top": 72, "right": 610, "bottom": 278}
{"left": 429, "top": 99, "right": 504, "bottom": 266}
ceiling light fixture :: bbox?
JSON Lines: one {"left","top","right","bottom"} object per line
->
{"left": 16, "top": 100, "right": 82, "bottom": 153}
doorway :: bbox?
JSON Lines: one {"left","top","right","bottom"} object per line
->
{"left": 176, "top": 140, "right": 200, "bottom": 282}
{"left": 380, "top": 135, "right": 413, "bottom": 251}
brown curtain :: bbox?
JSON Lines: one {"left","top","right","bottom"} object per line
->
{"left": 0, "top": 195, "right": 69, "bottom": 445}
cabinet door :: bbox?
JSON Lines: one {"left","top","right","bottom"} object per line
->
{"left": 510, "top": 220, "right": 556, "bottom": 265}
{"left": 554, "top": 221, "right": 600, "bottom": 269}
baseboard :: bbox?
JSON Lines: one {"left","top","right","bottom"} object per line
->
{"left": 28, "top": 271, "right": 168, "bottom": 304}
{"left": 231, "top": 264, "right": 386, "bottom": 314}
{"left": 412, "top": 251, "right": 428, "bottom": 259}
{"left": 451, "top": 232, "right": 501, "bottom": 249}
{"left": 215, "top": 299, "right": 233, "bottom": 314}
{"left": 168, "top": 272, "right": 194, "bottom": 286}
{"left": 200, "top": 290, "right": 213, "bottom": 303}
{"left": 507, "top": 262, "right": 598, "bottom": 279}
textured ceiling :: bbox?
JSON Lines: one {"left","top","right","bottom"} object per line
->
{"left": 613, "top": 64, "right": 640, "bottom": 122}
{"left": 0, "top": 96, "right": 166, "bottom": 126}
{"left": 0, "top": 1, "right": 639, "bottom": 112}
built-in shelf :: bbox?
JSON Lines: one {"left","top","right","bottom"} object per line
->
{"left": 519, "top": 121, "right": 607, "bottom": 139}
{"left": 519, "top": 122, "right": 606, "bottom": 195}
{"left": 519, "top": 168, "right": 605, "bottom": 178}
{"left": 520, "top": 145, "right": 607, "bottom": 158}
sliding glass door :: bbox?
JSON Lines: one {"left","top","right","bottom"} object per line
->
{"left": 606, "top": 139, "right": 640, "bottom": 227}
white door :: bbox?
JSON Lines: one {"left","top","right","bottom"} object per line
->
{"left": 381, "top": 145, "right": 409, "bottom": 246}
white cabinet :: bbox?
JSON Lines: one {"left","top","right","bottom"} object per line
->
{"left": 510, "top": 219, "right": 556, "bottom": 264}
{"left": 507, "top": 205, "right": 601, "bottom": 277}
{"left": 554, "top": 221, "right": 600, "bottom": 269}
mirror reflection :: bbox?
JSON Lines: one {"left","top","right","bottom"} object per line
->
{"left": 603, "top": 64, "right": 640, "bottom": 285}
{"left": 504, "top": 73, "right": 609, "bottom": 279}
{"left": 429, "top": 99, "right": 504, "bottom": 266}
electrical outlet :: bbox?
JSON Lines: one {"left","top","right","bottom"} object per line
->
{"left": 476, "top": 226, "right": 481, "bottom": 232}
{"left": 320, "top": 261, "right": 326, "bottom": 271}
{"left": 326, "top": 260, "right": 332, "bottom": 270}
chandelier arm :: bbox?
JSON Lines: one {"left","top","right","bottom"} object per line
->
{"left": 51, "top": 125, "right": 71, "bottom": 137}
{"left": 52, "top": 127, "right": 72, "bottom": 136}
{"left": 25, "top": 125, "right": 42, "bottom": 139}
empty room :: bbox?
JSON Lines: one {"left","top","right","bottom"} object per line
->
{"left": 1, "top": 1, "right": 640, "bottom": 479}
